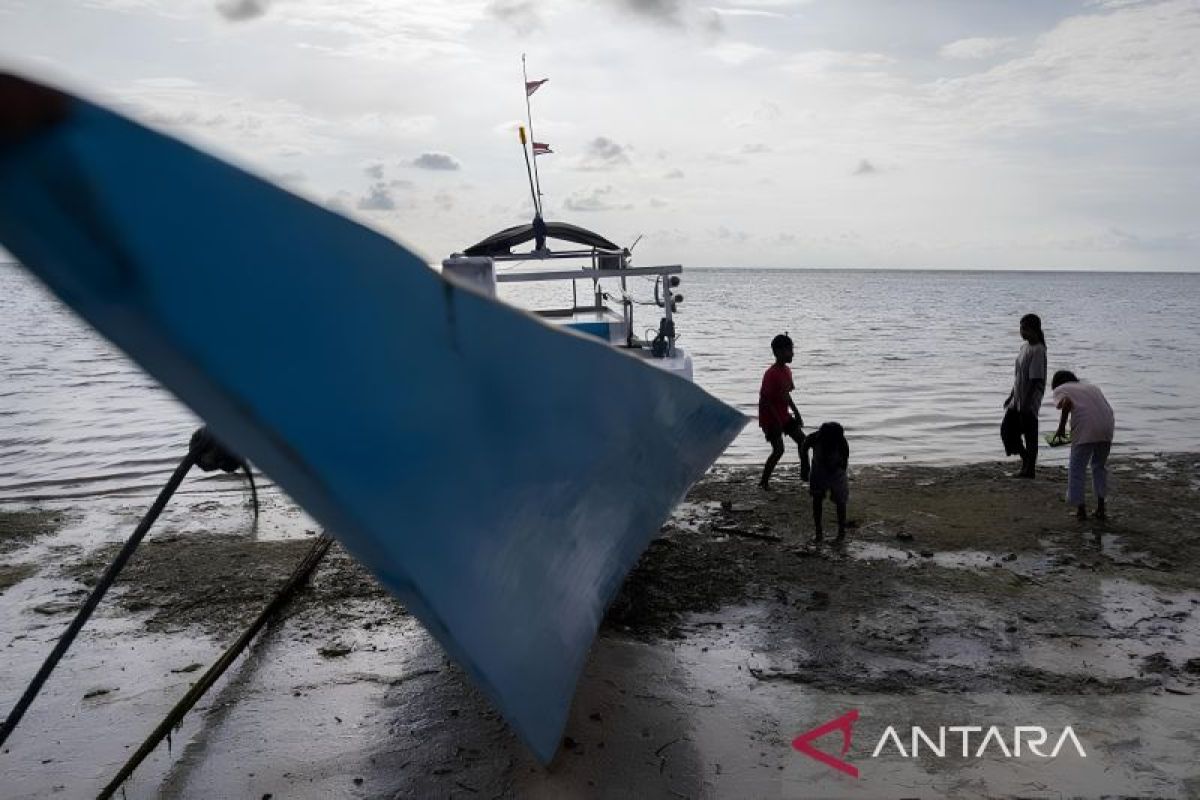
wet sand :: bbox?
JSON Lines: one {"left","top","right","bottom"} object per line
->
{"left": 2, "top": 454, "right": 1199, "bottom": 798}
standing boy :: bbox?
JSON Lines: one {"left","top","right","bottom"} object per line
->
{"left": 758, "top": 333, "right": 809, "bottom": 491}
{"left": 1050, "top": 370, "right": 1115, "bottom": 520}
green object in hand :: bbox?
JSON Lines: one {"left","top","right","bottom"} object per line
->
{"left": 1044, "top": 431, "right": 1071, "bottom": 447}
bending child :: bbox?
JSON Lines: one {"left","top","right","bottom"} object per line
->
{"left": 802, "top": 422, "right": 850, "bottom": 543}
{"left": 1051, "top": 370, "right": 1115, "bottom": 521}
{"left": 758, "top": 333, "right": 810, "bottom": 491}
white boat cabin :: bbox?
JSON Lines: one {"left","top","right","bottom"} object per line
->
{"left": 443, "top": 220, "right": 692, "bottom": 382}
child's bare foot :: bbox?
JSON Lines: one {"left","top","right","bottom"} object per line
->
{"left": 800, "top": 468, "right": 810, "bottom": 483}
{"left": 758, "top": 480, "right": 774, "bottom": 493}
{"left": 1075, "top": 505, "right": 1088, "bottom": 521}
{"left": 1095, "top": 500, "right": 1107, "bottom": 520}
{"left": 813, "top": 530, "right": 824, "bottom": 544}
{"left": 834, "top": 531, "right": 846, "bottom": 544}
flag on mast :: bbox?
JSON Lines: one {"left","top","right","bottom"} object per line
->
{"left": 525, "top": 78, "right": 548, "bottom": 97}
{"left": 532, "top": 141, "right": 552, "bottom": 156}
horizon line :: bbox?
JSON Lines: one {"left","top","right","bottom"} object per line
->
{"left": 3, "top": 260, "right": 1198, "bottom": 276}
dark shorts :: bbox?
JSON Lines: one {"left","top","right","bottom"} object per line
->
{"left": 1000, "top": 408, "right": 1037, "bottom": 456}
{"left": 763, "top": 417, "right": 802, "bottom": 445}
{"left": 809, "top": 466, "right": 849, "bottom": 504}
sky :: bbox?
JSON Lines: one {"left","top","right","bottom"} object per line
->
{"left": 0, "top": 0, "right": 1198, "bottom": 270}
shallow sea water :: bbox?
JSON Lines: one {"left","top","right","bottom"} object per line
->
{"left": 2, "top": 263, "right": 1198, "bottom": 500}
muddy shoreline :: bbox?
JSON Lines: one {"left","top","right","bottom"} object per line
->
{"left": 9, "top": 453, "right": 1200, "bottom": 696}
{"left": 3, "top": 453, "right": 1199, "bottom": 797}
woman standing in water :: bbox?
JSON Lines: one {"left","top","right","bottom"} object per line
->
{"left": 1001, "top": 313, "right": 1048, "bottom": 478}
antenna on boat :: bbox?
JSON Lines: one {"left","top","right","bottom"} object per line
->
{"left": 521, "top": 54, "right": 545, "bottom": 216}
{"left": 517, "top": 125, "right": 548, "bottom": 252}
{"left": 517, "top": 125, "right": 538, "bottom": 217}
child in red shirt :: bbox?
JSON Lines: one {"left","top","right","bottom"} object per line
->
{"left": 759, "top": 333, "right": 809, "bottom": 490}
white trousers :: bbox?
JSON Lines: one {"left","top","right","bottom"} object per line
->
{"left": 1067, "top": 441, "right": 1111, "bottom": 507}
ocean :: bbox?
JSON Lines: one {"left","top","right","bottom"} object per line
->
{"left": 2, "top": 263, "right": 1198, "bottom": 501}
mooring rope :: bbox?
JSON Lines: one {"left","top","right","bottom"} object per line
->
{"left": 0, "top": 426, "right": 257, "bottom": 749}
{"left": 0, "top": 451, "right": 196, "bottom": 749}
{"left": 99, "top": 532, "right": 334, "bottom": 799}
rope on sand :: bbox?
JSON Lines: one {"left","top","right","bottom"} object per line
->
{"left": 99, "top": 531, "right": 334, "bottom": 799}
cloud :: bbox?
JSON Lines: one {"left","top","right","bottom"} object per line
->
{"left": 1106, "top": 227, "right": 1198, "bottom": 252}
{"left": 1086, "top": 0, "right": 1155, "bottom": 7}
{"left": 924, "top": 0, "right": 1200, "bottom": 133}
{"left": 345, "top": 113, "right": 436, "bottom": 139}
{"left": 365, "top": 163, "right": 385, "bottom": 179}
{"left": 215, "top": 0, "right": 268, "bottom": 21}
{"left": 357, "top": 183, "right": 397, "bottom": 211}
{"left": 140, "top": 109, "right": 230, "bottom": 129}
{"left": 711, "top": 7, "right": 786, "bottom": 19}
{"left": 615, "top": 0, "right": 683, "bottom": 26}
{"left": 649, "top": 197, "right": 668, "bottom": 208}
{"left": 753, "top": 101, "right": 782, "bottom": 123}
{"left": 703, "top": 152, "right": 746, "bottom": 166}
{"left": 728, "top": 0, "right": 815, "bottom": 6}
{"left": 266, "top": 4, "right": 482, "bottom": 63}
{"left": 709, "top": 41, "right": 768, "bottom": 65}
{"left": 740, "top": 143, "right": 771, "bottom": 155}
{"left": 486, "top": 0, "right": 541, "bottom": 34}
{"left": 782, "top": 49, "right": 895, "bottom": 75}
{"left": 411, "top": 152, "right": 461, "bottom": 171}
{"left": 575, "top": 137, "right": 632, "bottom": 171}
{"left": 940, "top": 36, "right": 1015, "bottom": 60}
{"left": 777, "top": 48, "right": 902, "bottom": 93}
{"left": 647, "top": 227, "right": 691, "bottom": 246}
{"left": 134, "top": 77, "right": 200, "bottom": 89}
{"left": 713, "top": 225, "right": 750, "bottom": 242}
{"left": 114, "top": 84, "right": 340, "bottom": 164}
{"left": 564, "top": 185, "right": 633, "bottom": 212}
{"left": 325, "top": 192, "right": 353, "bottom": 214}
{"left": 699, "top": 8, "right": 725, "bottom": 37}
{"left": 272, "top": 170, "right": 306, "bottom": 185}
{"left": 664, "top": 168, "right": 685, "bottom": 179}
{"left": 729, "top": 100, "right": 784, "bottom": 129}
{"left": 852, "top": 159, "right": 878, "bottom": 175}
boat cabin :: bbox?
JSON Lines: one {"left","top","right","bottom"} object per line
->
{"left": 443, "top": 220, "right": 692, "bottom": 381}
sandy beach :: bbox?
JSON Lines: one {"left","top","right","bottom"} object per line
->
{"left": 2, "top": 453, "right": 1199, "bottom": 798}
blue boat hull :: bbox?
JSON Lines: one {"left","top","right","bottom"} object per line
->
{"left": 0, "top": 77, "right": 746, "bottom": 763}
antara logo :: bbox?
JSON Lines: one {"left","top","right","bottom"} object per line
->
{"left": 793, "top": 710, "right": 1087, "bottom": 777}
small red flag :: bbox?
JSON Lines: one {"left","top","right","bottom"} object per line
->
{"left": 532, "top": 141, "right": 552, "bottom": 156}
{"left": 525, "top": 79, "right": 548, "bottom": 97}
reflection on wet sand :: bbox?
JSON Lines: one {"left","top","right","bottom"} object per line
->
{"left": 2, "top": 454, "right": 1198, "bottom": 797}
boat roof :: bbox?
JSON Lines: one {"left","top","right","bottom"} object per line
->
{"left": 463, "top": 220, "right": 622, "bottom": 257}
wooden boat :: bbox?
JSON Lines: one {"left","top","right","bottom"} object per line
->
{"left": 0, "top": 74, "right": 746, "bottom": 762}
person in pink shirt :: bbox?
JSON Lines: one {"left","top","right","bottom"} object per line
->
{"left": 1051, "top": 370, "right": 1116, "bottom": 521}
{"left": 758, "top": 333, "right": 809, "bottom": 491}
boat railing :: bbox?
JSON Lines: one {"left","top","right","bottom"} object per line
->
{"left": 488, "top": 247, "right": 625, "bottom": 262}
{"left": 447, "top": 251, "right": 682, "bottom": 357}
{"left": 494, "top": 265, "right": 681, "bottom": 283}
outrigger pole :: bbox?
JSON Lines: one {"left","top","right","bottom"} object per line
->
{"left": 521, "top": 53, "right": 544, "bottom": 215}
{"left": 0, "top": 452, "right": 197, "bottom": 750}
{"left": 0, "top": 427, "right": 256, "bottom": 749}
{"left": 100, "top": 532, "right": 334, "bottom": 799}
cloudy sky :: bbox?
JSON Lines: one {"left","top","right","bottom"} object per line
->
{"left": 1, "top": 0, "right": 1198, "bottom": 269}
